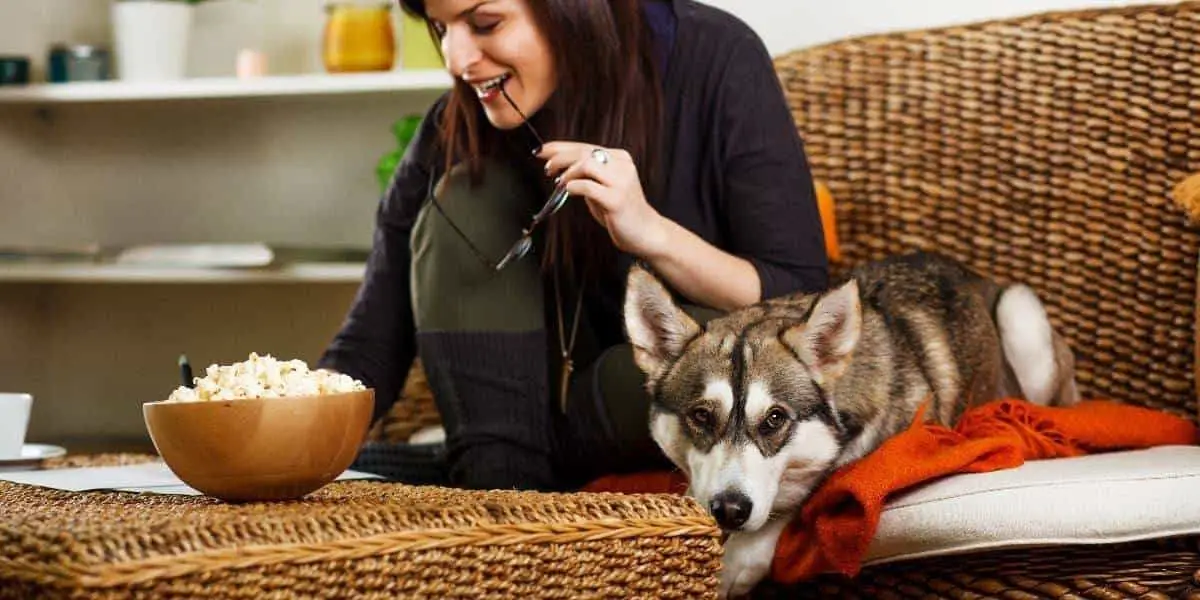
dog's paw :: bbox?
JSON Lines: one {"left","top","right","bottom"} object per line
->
{"left": 718, "top": 519, "right": 788, "bottom": 599}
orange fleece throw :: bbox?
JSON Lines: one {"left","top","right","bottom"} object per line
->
{"left": 582, "top": 399, "right": 1199, "bottom": 584}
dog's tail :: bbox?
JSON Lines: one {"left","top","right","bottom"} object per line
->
{"left": 995, "top": 284, "right": 1080, "bottom": 406}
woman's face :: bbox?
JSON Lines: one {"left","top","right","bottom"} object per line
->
{"left": 425, "top": 0, "right": 557, "bottom": 131}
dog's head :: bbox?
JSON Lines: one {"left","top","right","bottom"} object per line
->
{"left": 623, "top": 264, "right": 863, "bottom": 532}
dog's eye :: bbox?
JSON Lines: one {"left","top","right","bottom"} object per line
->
{"left": 760, "top": 408, "right": 789, "bottom": 434}
{"left": 688, "top": 407, "right": 713, "bottom": 428}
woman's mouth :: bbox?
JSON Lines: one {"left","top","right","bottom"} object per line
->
{"left": 473, "top": 73, "right": 511, "bottom": 103}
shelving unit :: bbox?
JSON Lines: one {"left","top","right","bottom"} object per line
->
{"left": 0, "top": 71, "right": 450, "bottom": 286}
{"left": 0, "top": 263, "right": 366, "bottom": 284}
{"left": 0, "top": 70, "right": 452, "bottom": 104}
{"left": 0, "top": 0, "right": 447, "bottom": 451}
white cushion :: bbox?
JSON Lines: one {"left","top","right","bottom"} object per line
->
{"left": 862, "top": 445, "right": 1200, "bottom": 566}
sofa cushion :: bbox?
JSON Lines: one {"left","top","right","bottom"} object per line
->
{"left": 863, "top": 445, "right": 1200, "bottom": 566}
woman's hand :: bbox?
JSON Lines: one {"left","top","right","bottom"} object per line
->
{"left": 536, "top": 142, "right": 669, "bottom": 259}
{"left": 538, "top": 141, "right": 762, "bottom": 311}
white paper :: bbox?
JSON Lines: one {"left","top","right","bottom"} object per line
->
{"left": 0, "top": 461, "right": 382, "bottom": 496}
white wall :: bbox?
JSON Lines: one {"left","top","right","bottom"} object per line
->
{"left": 4, "top": 1, "right": 1181, "bottom": 80}
{"left": 702, "top": 0, "right": 1179, "bottom": 57}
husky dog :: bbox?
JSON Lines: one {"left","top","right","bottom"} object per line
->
{"left": 623, "top": 251, "right": 1079, "bottom": 598}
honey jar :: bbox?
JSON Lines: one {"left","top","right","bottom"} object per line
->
{"left": 323, "top": 2, "right": 396, "bottom": 73}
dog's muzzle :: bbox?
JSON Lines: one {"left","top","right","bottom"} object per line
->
{"left": 709, "top": 490, "right": 753, "bottom": 530}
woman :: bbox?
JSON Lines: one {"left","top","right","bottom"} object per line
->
{"left": 319, "top": 0, "right": 829, "bottom": 491}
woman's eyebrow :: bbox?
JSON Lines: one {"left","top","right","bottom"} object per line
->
{"left": 455, "top": 0, "right": 492, "bottom": 20}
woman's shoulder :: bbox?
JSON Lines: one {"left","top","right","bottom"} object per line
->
{"left": 667, "top": 0, "right": 774, "bottom": 83}
{"left": 674, "top": 0, "right": 764, "bottom": 50}
{"left": 666, "top": 1, "right": 776, "bottom": 97}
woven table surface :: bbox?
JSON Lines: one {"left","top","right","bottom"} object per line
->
{"left": 0, "top": 454, "right": 721, "bottom": 599}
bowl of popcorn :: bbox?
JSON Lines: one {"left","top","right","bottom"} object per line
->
{"left": 143, "top": 353, "right": 374, "bottom": 502}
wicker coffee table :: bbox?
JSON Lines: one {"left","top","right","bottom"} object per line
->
{"left": 0, "top": 454, "right": 721, "bottom": 599}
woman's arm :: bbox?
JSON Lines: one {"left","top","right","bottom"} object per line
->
{"left": 638, "top": 215, "right": 761, "bottom": 311}
{"left": 541, "top": 30, "right": 827, "bottom": 310}
{"left": 542, "top": 142, "right": 761, "bottom": 311}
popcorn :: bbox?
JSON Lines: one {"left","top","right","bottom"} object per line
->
{"left": 166, "top": 353, "right": 365, "bottom": 402}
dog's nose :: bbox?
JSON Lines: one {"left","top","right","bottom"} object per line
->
{"left": 708, "top": 491, "right": 752, "bottom": 530}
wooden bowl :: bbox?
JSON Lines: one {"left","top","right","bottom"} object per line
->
{"left": 143, "top": 390, "right": 374, "bottom": 502}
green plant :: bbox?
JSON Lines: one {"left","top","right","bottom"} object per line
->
{"left": 376, "top": 115, "right": 423, "bottom": 193}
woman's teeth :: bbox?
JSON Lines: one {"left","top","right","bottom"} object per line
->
{"left": 475, "top": 74, "right": 510, "bottom": 97}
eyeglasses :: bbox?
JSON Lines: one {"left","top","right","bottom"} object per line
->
{"left": 494, "top": 183, "right": 569, "bottom": 270}
{"left": 427, "top": 86, "right": 569, "bottom": 272}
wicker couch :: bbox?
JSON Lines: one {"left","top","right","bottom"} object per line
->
{"left": 379, "top": 1, "right": 1200, "bottom": 597}
{"left": 759, "top": 2, "right": 1200, "bottom": 596}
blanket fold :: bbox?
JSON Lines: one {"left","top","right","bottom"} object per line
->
{"left": 582, "top": 399, "right": 1199, "bottom": 584}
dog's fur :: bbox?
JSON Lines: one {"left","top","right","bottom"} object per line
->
{"left": 623, "top": 251, "right": 1079, "bottom": 598}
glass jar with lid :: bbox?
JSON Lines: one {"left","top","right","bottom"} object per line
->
{"left": 48, "top": 44, "right": 111, "bottom": 83}
{"left": 323, "top": 1, "right": 396, "bottom": 73}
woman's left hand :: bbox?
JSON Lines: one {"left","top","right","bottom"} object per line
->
{"left": 537, "top": 142, "right": 669, "bottom": 259}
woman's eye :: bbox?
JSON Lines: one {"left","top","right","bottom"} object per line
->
{"left": 469, "top": 16, "right": 500, "bottom": 34}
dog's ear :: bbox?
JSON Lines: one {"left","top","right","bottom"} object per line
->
{"left": 624, "top": 263, "right": 701, "bottom": 378}
{"left": 782, "top": 280, "right": 862, "bottom": 385}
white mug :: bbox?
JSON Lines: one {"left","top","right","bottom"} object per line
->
{"left": 0, "top": 393, "right": 32, "bottom": 460}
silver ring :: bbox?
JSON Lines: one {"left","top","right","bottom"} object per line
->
{"left": 591, "top": 147, "right": 610, "bottom": 165}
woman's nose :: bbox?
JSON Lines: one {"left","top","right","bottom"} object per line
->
{"left": 441, "top": 26, "right": 482, "bottom": 77}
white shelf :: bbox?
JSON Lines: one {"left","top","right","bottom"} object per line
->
{"left": 0, "top": 263, "right": 366, "bottom": 284}
{"left": 0, "top": 71, "right": 452, "bottom": 104}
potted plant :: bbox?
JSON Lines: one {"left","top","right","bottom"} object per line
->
{"left": 111, "top": 0, "right": 208, "bottom": 82}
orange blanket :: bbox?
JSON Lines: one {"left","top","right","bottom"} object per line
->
{"left": 582, "top": 399, "right": 1198, "bottom": 584}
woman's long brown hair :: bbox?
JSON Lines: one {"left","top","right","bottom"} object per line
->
{"left": 400, "top": 0, "right": 665, "bottom": 281}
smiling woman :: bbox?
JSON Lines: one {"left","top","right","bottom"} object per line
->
{"left": 318, "top": 0, "right": 830, "bottom": 498}
{"left": 417, "top": 0, "right": 665, "bottom": 281}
